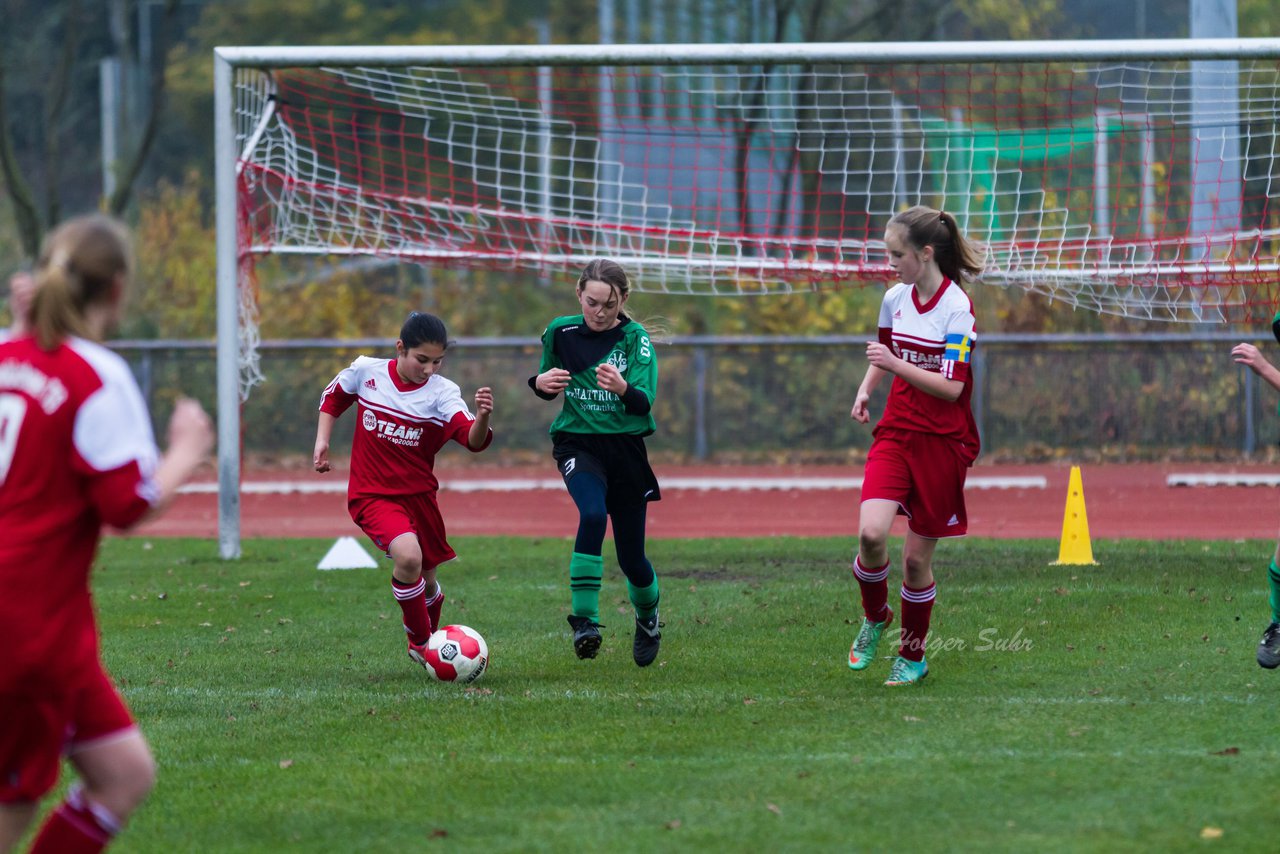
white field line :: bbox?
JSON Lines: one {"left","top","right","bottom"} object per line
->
{"left": 1167, "top": 472, "right": 1280, "bottom": 487}
{"left": 178, "top": 474, "right": 1046, "bottom": 495}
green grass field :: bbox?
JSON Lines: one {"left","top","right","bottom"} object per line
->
{"left": 37, "top": 536, "right": 1278, "bottom": 852}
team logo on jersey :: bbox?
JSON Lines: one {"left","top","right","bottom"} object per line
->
{"left": 364, "top": 378, "right": 377, "bottom": 390}
{"left": 362, "top": 410, "right": 425, "bottom": 446}
{"left": 606, "top": 350, "right": 628, "bottom": 372}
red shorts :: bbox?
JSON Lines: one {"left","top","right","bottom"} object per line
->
{"left": 0, "top": 663, "right": 135, "bottom": 803}
{"left": 349, "top": 493, "right": 456, "bottom": 569}
{"left": 862, "top": 427, "right": 971, "bottom": 539}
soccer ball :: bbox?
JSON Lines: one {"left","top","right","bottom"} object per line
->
{"left": 422, "top": 624, "right": 489, "bottom": 684}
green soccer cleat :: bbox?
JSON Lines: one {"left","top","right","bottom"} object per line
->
{"left": 847, "top": 607, "right": 894, "bottom": 671}
{"left": 884, "top": 656, "right": 929, "bottom": 686}
{"left": 1258, "top": 622, "right": 1280, "bottom": 669}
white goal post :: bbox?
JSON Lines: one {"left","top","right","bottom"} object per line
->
{"left": 214, "top": 38, "right": 1280, "bottom": 557}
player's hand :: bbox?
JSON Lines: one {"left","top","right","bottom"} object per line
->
{"left": 595, "top": 363, "right": 627, "bottom": 394}
{"left": 537, "top": 368, "right": 570, "bottom": 395}
{"left": 865, "top": 341, "right": 899, "bottom": 371}
{"left": 7, "top": 270, "right": 34, "bottom": 335}
{"left": 163, "top": 397, "right": 213, "bottom": 482}
{"left": 1232, "top": 342, "right": 1269, "bottom": 373}
{"left": 168, "top": 397, "right": 214, "bottom": 456}
{"left": 474, "top": 386, "right": 494, "bottom": 415}
{"left": 851, "top": 392, "right": 871, "bottom": 424}
{"left": 313, "top": 440, "right": 331, "bottom": 474}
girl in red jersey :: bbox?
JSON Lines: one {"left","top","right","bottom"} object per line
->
{"left": 0, "top": 215, "right": 214, "bottom": 853}
{"left": 847, "top": 205, "right": 984, "bottom": 687}
{"left": 313, "top": 312, "right": 493, "bottom": 670}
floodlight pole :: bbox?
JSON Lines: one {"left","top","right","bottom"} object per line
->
{"left": 213, "top": 51, "right": 242, "bottom": 559}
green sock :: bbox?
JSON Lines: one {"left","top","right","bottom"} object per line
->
{"left": 1269, "top": 561, "right": 1280, "bottom": 624}
{"left": 627, "top": 576, "right": 660, "bottom": 619}
{"left": 570, "top": 552, "right": 604, "bottom": 623}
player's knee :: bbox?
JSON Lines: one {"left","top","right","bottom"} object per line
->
{"left": 83, "top": 747, "right": 156, "bottom": 820}
{"left": 125, "top": 753, "right": 158, "bottom": 809}
{"left": 902, "top": 553, "right": 932, "bottom": 581}
{"left": 394, "top": 557, "right": 423, "bottom": 581}
{"left": 578, "top": 507, "right": 608, "bottom": 535}
{"left": 858, "top": 528, "right": 889, "bottom": 556}
{"left": 388, "top": 537, "right": 424, "bottom": 581}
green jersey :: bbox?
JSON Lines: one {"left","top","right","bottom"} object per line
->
{"left": 535, "top": 314, "right": 657, "bottom": 437}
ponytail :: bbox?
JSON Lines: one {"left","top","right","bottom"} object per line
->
{"left": 30, "top": 215, "right": 131, "bottom": 350}
{"left": 889, "top": 205, "right": 984, "bottom": 286}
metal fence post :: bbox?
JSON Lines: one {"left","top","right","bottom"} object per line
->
{"left": 693, "top": 346, "right": 709, "bottom": 460}
{"left": 1244, "top": 366, "right": 1256, "bottom": 455}
{"left": 972, "top": 344, "right": 986, "bottom": 451}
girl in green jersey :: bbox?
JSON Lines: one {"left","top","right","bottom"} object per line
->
{"left": 529, "top": 259, "right": 663, "bottom": 666}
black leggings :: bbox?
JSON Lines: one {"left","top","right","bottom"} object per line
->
{"left": 566, "top": 471, "right": 655, "bottom": 588}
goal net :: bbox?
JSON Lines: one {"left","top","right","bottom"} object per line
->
{"left": 229, "top": 43, "right": 1280, "bottom": 338}
{"left": 213, "top": 39, "right": 1280, "bottom": 555}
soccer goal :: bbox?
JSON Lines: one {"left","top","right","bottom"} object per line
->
{"left": 214, "top": 38, "right": 1280, "bottom": 556}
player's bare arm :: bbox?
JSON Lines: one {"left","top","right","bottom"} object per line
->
{"left": 6, "top": 271, "right": 33, "bottom": 335}
{"left": 851, "top": 389, "right": 872, "bottom": 424}
{"left": 536, "top": 367, "right": 571, "bottom": 395}
{"left": 1232, "top": 343, "right": 1280, "bottom": 393}
{"left": 143, "top": 397, "right": 215, "bottom": 521}
{"left": 866, "top": 341, "right": 962, "bottom": 402}
{"left": 314, "top": 411, "right": 337, "bottom": 473}
{"left": 852, "top": 360, "right": 887, "bottom": 424}
{"left": 469, "top": 387, "right": 494, "bottom": 450}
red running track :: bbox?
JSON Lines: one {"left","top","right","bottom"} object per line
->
{"left": 127, "top": 463, "right": 1280, "bottom": 541}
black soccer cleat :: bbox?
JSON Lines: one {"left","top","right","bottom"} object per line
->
{"left": 633, "top": 613, "right": 662, "bottom": 667}
{"left": 567, "top": 615, "right": 603, "bottom": 660}
{"left": 1257, "top": 621, "right": 1280, "bottom": 669}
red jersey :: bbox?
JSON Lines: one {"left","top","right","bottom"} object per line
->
{"left": 0, "top": 335, "right": 160, "bottom": 692}
{"left": 318, "top": 356, "right": 492, "bottom": 501}
{"left": 875, "top": 279, "right": 980, "bottom": 462}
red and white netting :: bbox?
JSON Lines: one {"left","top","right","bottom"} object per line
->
{"left": 234, "top": 55, "right": 1280, "bottom": 323}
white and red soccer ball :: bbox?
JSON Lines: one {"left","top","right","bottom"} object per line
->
{"left": 422, "top": 624, "right": 489, "bottom": 683}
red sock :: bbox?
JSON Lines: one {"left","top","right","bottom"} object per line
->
{"left": 853, "top": 556, "right": 891, "bottom": 622}
{"left": 424, "top": 584, "right": 445, "bottom": 634}
{"left": 898, "top": 582, "right": 937, "bottom": 662}
{"left": 392, "top": 577, "right": 431, "bottom": 645}
{"left": 29, "top": 785, "right": 120, "bottom": 854}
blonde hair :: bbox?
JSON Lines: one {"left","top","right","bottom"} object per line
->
{"left": 889, "top": 205, "right": 984, "bottom": 285}
{"left": 30, "top": 214, "right": 132, "bottom": 349}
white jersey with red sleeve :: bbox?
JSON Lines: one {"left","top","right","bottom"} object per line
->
{"left": 319, "top": 356, "right": 492, "bottom": 500}
{"left": 875, "top": 279, "right": 980, "bottom": 459}
{"left": 0, "top": 335, "right": 161, "bottom": 689}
